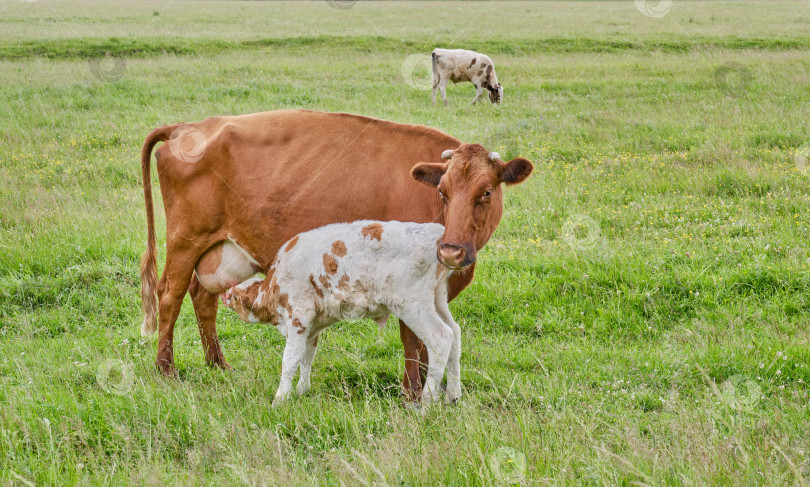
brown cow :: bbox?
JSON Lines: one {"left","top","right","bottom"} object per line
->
{"left": 139, "top": 109, "right": 533, "bottom": 400}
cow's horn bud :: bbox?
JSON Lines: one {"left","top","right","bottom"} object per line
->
{"left": 441, "top": 150, "right": 455, "bottom": 159}
{"left": 489, "top": 152, "right": 501, "bottom": 161}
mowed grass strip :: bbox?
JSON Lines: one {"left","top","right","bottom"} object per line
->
{"left": 4, "top": 34, "right": 810, "bottom": 61}
{"left": 1, "top": 1, "right": 809, "bottom": 485}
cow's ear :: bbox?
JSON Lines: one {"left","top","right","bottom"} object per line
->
{"left": 411, "top": 162, "right": 447, "bottom": 187}
{"left": 498, "top": 157, "right": 533, "bottom": 186}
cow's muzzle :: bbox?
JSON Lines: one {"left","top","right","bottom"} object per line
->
{"left": 437, "top": 243, "right": 475, "bottom": 270}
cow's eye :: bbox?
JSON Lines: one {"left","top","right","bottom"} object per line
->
{"left": 438, "top": 189, "right": 446, "bottom": 200}
{"left": 482, "top": 190, "right": 492, "bottom": 198}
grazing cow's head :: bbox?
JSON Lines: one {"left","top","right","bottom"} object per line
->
{"left": 411, "top": 144, "right": 533, "bottom": 270}
{"left": 487, "top": 83, "right": 503, "bottom": 104}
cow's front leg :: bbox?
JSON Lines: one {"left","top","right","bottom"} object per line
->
{"left": 471, "top": 83, "right": 483, "bottom": 105}
{"left": 188, "top": 275, "right": 230, "bottom": 370}
{"left": 400, "top": 320, "right": 427, "bottom": 401}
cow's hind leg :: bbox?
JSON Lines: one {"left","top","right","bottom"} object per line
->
{"left": 432, "top": 72, "right": 441, "bottom": 105}
{"left": 188, "top": 275, "right": 230, "bottom": 370}
{"left": 155, "top": 245, "right": 198, "bottom": 376}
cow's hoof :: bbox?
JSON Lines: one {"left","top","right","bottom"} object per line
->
{"left": 207, "top": 359, "right": 232, "bottom": 371}
{"left": 403, "top": 402, "right": 426, "bottom": 416}
{"left": 156, "top": 362, "right": 178, "bottom": 378}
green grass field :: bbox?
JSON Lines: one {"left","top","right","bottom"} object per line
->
{"left": 1, "top": 0, "right": 810, "bottom": 484}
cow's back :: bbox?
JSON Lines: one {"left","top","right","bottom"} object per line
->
{"left": 154, "top": 110, "right": 459, "bottom": 267}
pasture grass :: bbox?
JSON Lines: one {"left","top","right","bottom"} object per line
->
{"left": 1, "top": 1, "right": 809, "bottom": 485}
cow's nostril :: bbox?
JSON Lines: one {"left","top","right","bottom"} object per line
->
{"left": 438, "top": 244, "right": 466, "bottom": 266}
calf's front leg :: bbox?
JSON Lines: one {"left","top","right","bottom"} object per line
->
{"left": 274, "top": 330, "right": 308, "bottom": 406}
{"left": 296, "top": 335, "right": 319, "bottom": 396}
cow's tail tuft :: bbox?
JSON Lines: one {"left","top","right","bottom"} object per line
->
{"left": 140, "top": 123, "right": 182, "bottom": 336}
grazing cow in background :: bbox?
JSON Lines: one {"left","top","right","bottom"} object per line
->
{"left": 139, "top": 109, "right": 533, "bottom": 401}
{"left": 432, "top": 48, "right": 504, "bottom": 106}
{"left": 220, "top": 220, "right": 461, "bottom": 405}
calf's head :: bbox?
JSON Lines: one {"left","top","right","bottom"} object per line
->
{"left": 411, "top": 144, "right": 533, "bottom": 270}
{"left": 220, "top": 277, "right": 265, "bottom": 323}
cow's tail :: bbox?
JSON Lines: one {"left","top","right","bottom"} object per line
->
{"left": 431, "top": 50, "right": 438, "bottom": 77}
{"left": 139, "top": 123, "right": 182, "bottom": 336}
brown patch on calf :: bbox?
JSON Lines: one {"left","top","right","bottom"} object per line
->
{"left": 468, "top": 57, "right": 476, "bottom": 68}
{"left": 284, "top": 235, "right": 299, "bottom": 252}
{"left": 318, "top": 274, "right": 331, "bottom": 288}
{"left": 323, "top": 253, "right": 338, "bottom": 275}
{"left": 337, "top": 274, "right": 350, "bottom": 291}
{"left": 309, "top": 274, "right": 324, "bottom": 299}
{"left": 361, "top": 222, "right": 383, "bottom": 241}
{"left": 292, "top": 317, "right": 306, "bottom": 335}
{"left": 331, "top": 240, "right": 347, "bottom": 257}
{"left": 477, "top": 69, "right": 484, "bottom": 77}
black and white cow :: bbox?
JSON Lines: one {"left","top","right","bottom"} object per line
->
{"left": 432, "top": 48, "right": 503, "bottom": 106}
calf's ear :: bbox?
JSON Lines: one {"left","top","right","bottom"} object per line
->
{"left": 411, "top": 162, "right": 447, "bottom": 187}
{"left": 498, "top": 157, "right": 534, "bottom": 186}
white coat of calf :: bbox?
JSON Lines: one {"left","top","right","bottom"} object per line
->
{"left": 220, "top": 220, "right": 461, "bottom": 405}
{"left": 431, "top": 48, "right": 503, "bottom": 106}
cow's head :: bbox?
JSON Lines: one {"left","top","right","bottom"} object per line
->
{"left": 411, "top": 144, "right": 533, "bottom": 270}
{"left": 487, "top": 83, "right": 503, "bottom": 104}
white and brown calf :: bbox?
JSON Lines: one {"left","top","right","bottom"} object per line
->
{"left": 220, "top": 220, "right": 462, "bottom": 405}
{"left": 431, "top": 48, "right": 503, "bottom": 106}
